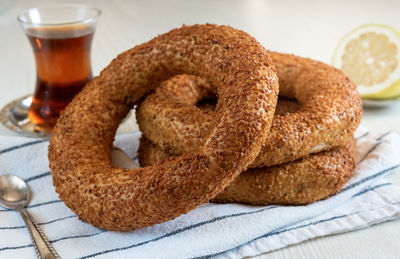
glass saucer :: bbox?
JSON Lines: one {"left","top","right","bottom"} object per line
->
{"left": 362, "top": 98, "right": 400, "bottom": 108}
{"left": 0, "top": 95, "right": 50, "bottom": 138}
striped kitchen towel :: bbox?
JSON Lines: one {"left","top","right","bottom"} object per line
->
{"left": 0, "top": 127, "right": 400, "bottom": 259}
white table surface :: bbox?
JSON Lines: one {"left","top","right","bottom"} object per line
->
{"left": 1, "top": 0, "right": 400, "bottom": 258}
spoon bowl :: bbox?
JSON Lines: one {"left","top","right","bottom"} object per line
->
{"left": 0, "top": 174, "right": 30, "bottom": 210}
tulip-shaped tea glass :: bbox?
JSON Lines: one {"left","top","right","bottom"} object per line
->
{"left": 0, "top": 5, "right": 100, "bottom": 136}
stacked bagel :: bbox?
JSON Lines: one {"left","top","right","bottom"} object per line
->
{"left": 48, "top": 24, "right": 362, "bottom": 231}
{"left": 136, "top": 52, "right": 362, "bottom": 206}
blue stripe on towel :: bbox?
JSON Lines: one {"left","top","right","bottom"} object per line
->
{"left": 0, "top": 215, "right": 77, "bottom": 230}
{"left": 376, "top": 131, "right": 392, "bottom": 141}
{"left": 24, "top": 171, "right": 50, "bottom": 182}
{"left": 355, "top": 131, "right": 369, "bottom": 140}
{"left": 0, "top": 139, "right": 47, "bottom": 155}
{"left": 0, "top": 230, "right": 108, "bottom": 252}
{"left": 352, "top": 183, "right": 392, "bottom": 198}
{"left": 0, "top": 199, "right": 62, "bottom": 212}
{"left": 52, "top": 230, "right": 108, "bottom": 243}
{"left": 340, "top": 164, "right": 400, "bottom": 193}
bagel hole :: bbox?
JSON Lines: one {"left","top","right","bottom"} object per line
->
{"left": 196, "top": 94, "right": 217, "bottom": 112}
{"left": 275, "top": 97, "right": 301, "bottom": 115}
{"left": 195, "top": 95, "right": 301, "bottom": 115}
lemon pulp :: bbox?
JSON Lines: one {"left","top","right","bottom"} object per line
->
{"left": 333, "top": 24, "right": 400, "bottom": 99}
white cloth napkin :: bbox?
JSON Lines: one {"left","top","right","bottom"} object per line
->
{"left": 0, "top": 127, "right": 400, "bottom": 259}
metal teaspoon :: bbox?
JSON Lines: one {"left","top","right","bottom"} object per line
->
{"left": 0, "top": 174, "right": 60, "bottom": 259}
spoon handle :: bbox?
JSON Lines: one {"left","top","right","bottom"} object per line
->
{"left": 20, "top": 208, "right": 61, "bottom": 259}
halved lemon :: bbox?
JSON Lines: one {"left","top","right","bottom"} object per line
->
{"left": 332, "top": 24, "right": 400, "bottom": 99}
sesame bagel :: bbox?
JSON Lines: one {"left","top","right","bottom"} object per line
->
{"left": 138, "top": 137, "right": 356, "bottom": 205}
{"left": 48, "top": 24, "right": 279, "bottom": 231}
{"left": 136, "top": 53, "right": 362, "bottom": 168}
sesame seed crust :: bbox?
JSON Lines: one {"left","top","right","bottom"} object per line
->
{"left": 136, "top": 52, "right": 362, "bottom": 167}
{"left": 48, "top": 24, "right": 278, "bottom": 231}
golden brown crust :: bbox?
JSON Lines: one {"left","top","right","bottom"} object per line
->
{"left": 136, "top": 52, "right": 362, "bottom": 167}
{"left": 48, "top": 24, "right": 279, "bottom": 231}
{"left": 138, "top": 137, "right": 356, "bottom": 205}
